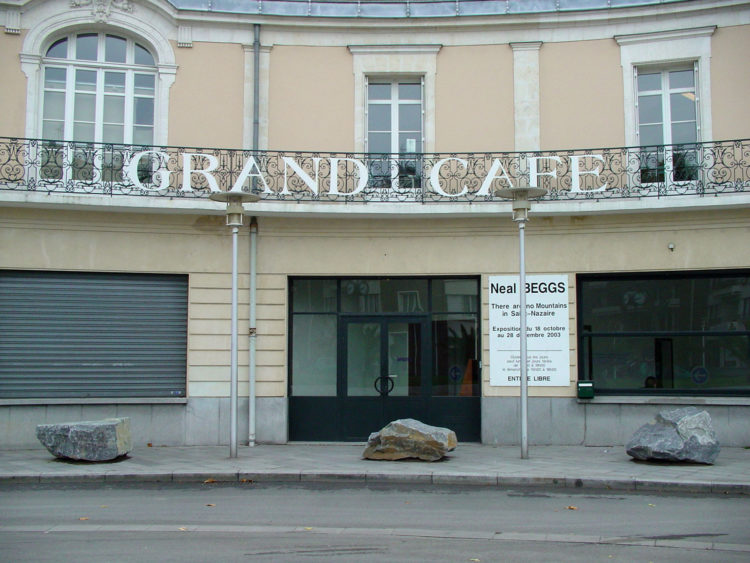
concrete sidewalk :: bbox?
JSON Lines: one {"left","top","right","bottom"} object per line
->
{"left": 2, "top": 443, "right": 749, "bottom": 494}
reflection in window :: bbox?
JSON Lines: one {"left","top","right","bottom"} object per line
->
{"left": 579, "top": 272, "right": 750, "bottom": 394}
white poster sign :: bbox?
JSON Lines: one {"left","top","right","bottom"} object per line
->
{"left": 489, "top": 275, "right": 570, "bottom": 386}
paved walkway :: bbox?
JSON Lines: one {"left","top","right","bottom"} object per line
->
{"left": 2, "top": 444, "right": 749, "bottom": 494}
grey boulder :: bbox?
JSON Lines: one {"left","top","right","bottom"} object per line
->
{"left": 625, "top": 407, "right": 720, "bottom": 464}
{"left": 363, "top": 418, "right": 457, "bottom": 461}
{"left": 36, "top": 417, "right": 132, "bottom": 462}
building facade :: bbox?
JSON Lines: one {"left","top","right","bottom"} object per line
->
{"left": 1, "top": 0, "right": 749, "bottom": 448}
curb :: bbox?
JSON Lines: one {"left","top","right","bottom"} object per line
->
{"left": 1, "top": 471, "right": 747, "bottom": 494}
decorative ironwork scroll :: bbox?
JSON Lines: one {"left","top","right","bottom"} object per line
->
{"left": 0, "top": 137, "right": 748, "bottom": 204}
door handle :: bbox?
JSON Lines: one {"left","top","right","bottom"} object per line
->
{"left": 373, "top": 376, "right": 395, "bottom": 395}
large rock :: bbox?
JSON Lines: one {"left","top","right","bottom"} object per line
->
{"left": 36, "top": 417, "right": 132, "bottom": 462}
{"left": 625, "top": 407, "right": 720, "bottom": 464}
{"left": 363, "top": 418, "right": 457, "bottom": 461}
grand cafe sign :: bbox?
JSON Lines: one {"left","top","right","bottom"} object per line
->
{"left": 125, "top": 151, "right": 612, "bottom": 198}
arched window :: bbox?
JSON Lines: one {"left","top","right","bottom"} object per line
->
{"left": 41, "top": 32, "right": 156, "bottom": 145}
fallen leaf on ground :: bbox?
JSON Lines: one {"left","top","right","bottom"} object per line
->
{"left": 566, "top": 506, "right": 578, "bottom": 510}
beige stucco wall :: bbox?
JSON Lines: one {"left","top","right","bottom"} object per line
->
{"left": 256, "top": 208, "right": 750, "bottom": 398}
{"left": 0, "top": 31, "right": 27, "bottom": 138}
{"left": 711, "top": 25, "right": 750, "bottom": 141}
{"left": 267, "top": 46, "right": 354, "bottom": 152}
{"left": 169, "top": 41, "right": 245, "bottom": 149}
{"left": 540, "top": 39, "right": 625, "bottom": 150}
{"left": 435, "top": 45, "right": 515, "bottom": 152}
{"left": 0, "top": 207, "right": 284, "bottom": 399}
{"left": 1, "top": 205, "right": 749, "bottom": 402}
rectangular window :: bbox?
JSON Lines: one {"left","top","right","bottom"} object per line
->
{"left": 366, "top": 78, "right": 423, "bottom": 191}
{"left": 0, "top": 271, "right": 188, "bottom": 399}
{"left": 578, "top": 271, "right": 750, "bottom": 395}
{"left": 636, "top": 65, "right": 700, "bottom": 183}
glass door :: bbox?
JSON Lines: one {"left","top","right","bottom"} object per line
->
{"left": 341, "top": 316, "right": 429, "bottom": 440}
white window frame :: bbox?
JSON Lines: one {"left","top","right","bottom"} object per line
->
{"left": 20, "top": 10, "right": 176, "bottom": 145}
{"left": 634, "top": 63, "right": 701, "bottom": 185}
{"left": 348, "top": 44, "right": 440, "bottom": 154}
{"left": 40, "top": 32, "right": 157, "bottom": 145}
{"left": 616, "top": 27, "right": 715, "bottom": 147}
{"left": 365, "top": 76, "right": 425, "bottom": 192}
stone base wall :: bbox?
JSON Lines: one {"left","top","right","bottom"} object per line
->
{"left": 2, "top": 397, "right": 747, "bottom": 449}
{"left": 481, "top": 397, "right": 750, "bottom": 447}
{"left": 0, "top": 397, "right": 288, "bottom": 450}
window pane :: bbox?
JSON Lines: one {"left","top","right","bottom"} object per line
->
{"left": 105, "top": 72, "right": 126, "bottom": 94}
{"left": 73, "top": 122, "right": 95, "bottom": 142}
{"left": 638, "top": 95, "right": 662, "bottom": 125}
{"left": 399, "top": 83, "right": 421, "bottom": 100}
{"left": 432, "top": 279, "right": 478, "bottom": 312}
{"left": 133, "top": 126, "right": 153, "bottom": 146}
{"left": 42, "top": 120, "right": 64, "bottom": 141}
{"left": 368, "top": 132, "right": 391, "bottom": 154}
{"left": 672, "top": 122, "right": 697, "bottom": 144}
{"left": 637, "top": 72, "right": 661, "bottom": 92}
{"left": 134, "top": 98, "right": 154, "bottom": 125}
{"left": 292, "top": 314, "right": 337, "bottom": 396}
{"left": 368, "top": 83, "right": 390, "bottom": 100}
{"left": 432, "top": 315, "right": 479, "bottom": 397}
{"left": 46, "top": 38, "right": 68, "bottom": 58}
{"left": 581, "top": 276, "right": 750, "bottom": 333}
{"left": 75, "top": 34, "right": 98, "bottom": 61}
{"left": 44, "top": 67, "right": 66, "bottom": 89}
{"left": 585, "top": 335, "right": 750, "bottom": 392}
{"left": 670, "top": 93, "right": 696, "bottom": 122}
{"left": 341, "top": 279, "right": 427, "bottom": 313}
{"left": 135, "top": 43, "right": 155, "bottom": 66}
{"left": 639, "top": 124, "right": 663, "bottom": 146}
{"left": 367, "top": 104, "right": 390, "bottom": 131}
{"left": 74, "top": 93, "right": 95, "bottom": 122}
{"left": 347, "top": 322, "right": 380, "bottom": 396}
{"left": 292, "top": 279, "right": 337, "bottom": 312}
{"left": 76, "top": 69, "right": 97, "bottom": 91}
{"left": 104, "top": 95, "right": 125, "bottom": 123}
{"left": 670, "top": 69, "right": 694, "bottom": 89}
{"left": 399, "top": 133, "right": 421, "bottom": 153}
{"left": 103, "top": 124, "right": 124, "bottom": 144}
{"left": 134, "top": 74, "right": 155, "bottom": 96}
{"left": 43, "top": 91, "right": 65, "bottom": 120}
{"left": 398, "top": 104, "right": 421, "bottom": 132}
{"left": 105, "top": 35, "right": 126, "bottom": 63}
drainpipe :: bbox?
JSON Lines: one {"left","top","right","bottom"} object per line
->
{"left": 248, "top": 216, "right": 258, "bottom": 446}
{"left": 248, "top": 23, "right": 261, "bottom": 447}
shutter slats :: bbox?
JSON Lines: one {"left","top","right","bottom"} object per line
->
{"left": 0, "top": 271, "right": 188, "bottom": 399}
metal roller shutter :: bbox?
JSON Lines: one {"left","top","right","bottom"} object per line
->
{"left": 0, "top": 271, "right": 187, "bottom": 399}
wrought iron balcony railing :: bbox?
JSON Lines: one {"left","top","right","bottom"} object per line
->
{"left": 0, "top": 137, "right": 748, "bottom": 204}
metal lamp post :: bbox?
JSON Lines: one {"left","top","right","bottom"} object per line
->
{"left": 497, "top": 185, "right": 547, "bottom": 459}
{"left": 209, "top": 190, "right": 260, "bottom": 458}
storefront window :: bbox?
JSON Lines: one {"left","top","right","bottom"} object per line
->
{"left": 289, "top": 277, "right": 480, "bottom": 398}
{"left": 579, "top": 272, "right": 750, "bottom": 394}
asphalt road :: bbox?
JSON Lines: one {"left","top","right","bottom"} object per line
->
{"left": 1, "top": 482, "right": 748, "bottom": 562}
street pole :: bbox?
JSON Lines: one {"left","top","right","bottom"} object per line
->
{"left": 518, "top": 219, "right": 528, "bottom": 459}
{"left": 230, "top": 224, "right": 239, "bottom": 458}
{"left": 209, "top": 190, "right": 259, "bottom": 458}
{"left": 497, "top": 185, "right": 547, "bottom": 460}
